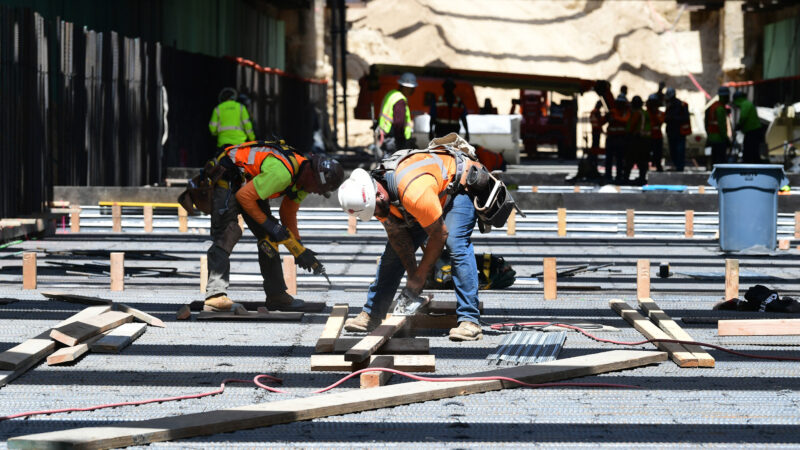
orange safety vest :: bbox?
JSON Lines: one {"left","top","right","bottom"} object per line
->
{"left": 225, "top": 141, "right": 307, "bottom": 199}
{"left": 648, "top": 108, "right": 664, "bottom": 139}
{"left": 435, "top": 96, "right": 465, "bottom": 125}
{"left": 607, "top": 108, "right": 630, "bottom": 136}
{"left": 475, "top": 145, "right": 504, "bottom": 172}
{"left": 679, "top": 101, "right": 692, "bottom": 136}
{"left": 705, "top": 100, "right": 722, "bottom": 135}
{"left": 590, "top": 108, "right": 605, "bottom": 132}
{"left": 627, "top": 110, "right": 644, "bottom": 135}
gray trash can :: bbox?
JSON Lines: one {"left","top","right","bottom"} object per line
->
{"left": 709, "top": 164, "right": 788, "bottom": 251}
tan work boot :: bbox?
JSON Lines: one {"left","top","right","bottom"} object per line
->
{"left": 343, "top": 311, "right": 381, "bottom": 332}
{"left": 449, "top": 321, "right": 483, "bottom": 341}
{"left": 265, "top": 291, "right": 305, "bottom": 310}
{"left": 204, "top": 294, "right": 234, "bottom": 312}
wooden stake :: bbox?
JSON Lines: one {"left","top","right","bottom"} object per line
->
{"left": 531, "top": 186, "right": 538, "bottom": 193}
{"left": 725, "top": 259, "right": 739, "bottom": 300}
{"left": 238, "top": 214, "right": 245, "bottom": 232}
{"left": 573, "top": 185, "right": 580, "bottom": 193}
{"left": 178, "top": 206, "right": 188, "bottom": 232}
{"left": 636, "top": 259, "right": 650, "bottom": 299}
{"left": 779, "top": 239, "right": 790, "bottom": 250}
{"left": 70, "top": 207, "right": 81, "bottom": 233}
{"left": 283, "top": 255, "right": 297, "bottom": 296}
{"left": 110, "top": 252, "right": 124, "bottom": 291}
{"left": 626, "top": 209, "right": 634, "bottom": 237}
{"left": 543, "top": 257, "right": 556, "bottom": 300}
{"left": 22, "top": 252, "right": 36, "bottom": 290}
{"left": 557, "top": 208, "right": 567, "bottom": 237}
{"left": 143, "top": 205, "right": 153, "bottom": 233}
{"left": 614, "top": 185, "right": 621, "bottom": 193}
{"left": 698, "top": 185, "right": 706, "bottom": 194}
{"left": 199, "top": 255, "right": 208, "bottom": 293}
{"left": 360, "top": 355, "right": 394, "bottom": 389}
{"left": 348, "top": 216, "right": 357, "bottom": 235}
{"left": 795, "top": 211, "right": 800, "bottom": 239}
{"left": 684, "top": 210, "right": 694, "bottom": 238}
{"left": 506, "top": 210, "right": 516, "bottom": 235}
{"left": 111, "top": 203, "right": 122, "bottom": 232}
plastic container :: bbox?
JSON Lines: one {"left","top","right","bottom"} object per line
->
{"left": 708, "top": 164, "right": 788, "bottom": 251}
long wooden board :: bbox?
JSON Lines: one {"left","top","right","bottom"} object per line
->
{"left": 47, "top": 332, "right": 109, "bottom": 365}
{"left": 188, "top": 300, "right": 325, "bottom": 313}
{"left": 8, "top": 350, "right": 665, "bottom": 449}
{"left": 333, "top": 338, "right": 429, "bottom": 354}
{"left": 42, "top": 292, "right": 112, "bottom": 306}
{"left": 315, "top": 304, "right": 349, "bottom": 353}
{"left": 311, "top": 354, "right": 435, "bottom": 372}
{"left": 195, "top": 310, "right": 303, "bottom": 321}
{"left": 718, "top": 318, "right": 800, "bottom": 336}
{"left": 90, "top": 323, "right": 147, "bottom": 353}
{"left": 345, "top": 315, "right": 407, "bottom": 362}
{"left": 638, "top": 297, "right": 715, "bottom": 368}
{"left": 53, "top": 305, "right": 113, "bottom": 329}
{"left": 50, "top": 311, "right": 133, "bottom": 346}
{"left": 609, "top": 300, "right": 698, "bottom": 368}
{"left": 114, "top": 303, "right": 165, "bottom": 328}
{"left": 0, "top": 334, "right": 55, "bottom": 371}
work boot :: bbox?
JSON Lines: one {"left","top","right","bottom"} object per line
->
{"left": 343, "top": 311, "right": 381, "bottom": 332}
{"left": 204, "top": 294, "right": 234, "bottom": 312}
{"left": 448, "top": 321, "right": 483, "bottom": 342}
{"left": 265, "top": 291, "right": 305, "bottom": 310}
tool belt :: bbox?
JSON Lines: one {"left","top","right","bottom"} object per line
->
{"left": 177, "top": 153, "right": 240, "bottom": 215}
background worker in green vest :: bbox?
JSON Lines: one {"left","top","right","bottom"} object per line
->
{"left": 705, "top": 86, "right": 730, "bottom": 165}
{"left": 732, "top": 91, "right": 763, "bottom": 164}
{"left": 378, "top": 72, "right": 416, "bottom": 154}
{"left": 209, "top": 87, "right": 256, "bottom": 156}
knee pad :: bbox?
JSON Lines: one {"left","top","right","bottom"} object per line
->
{"left": 215, "top": 220, "right": 242, "bottom": 254}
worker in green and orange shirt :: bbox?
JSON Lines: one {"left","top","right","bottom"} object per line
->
{"left": 705, "top": 87, "right": 731, "bottom": 165}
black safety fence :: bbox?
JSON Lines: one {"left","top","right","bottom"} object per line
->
{"left": 0, "top": 5, "right": 328, "bottom": 218}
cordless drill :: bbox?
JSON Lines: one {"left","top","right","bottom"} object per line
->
{"left": 257, "top": 231, "right": 331, "bottom": 285}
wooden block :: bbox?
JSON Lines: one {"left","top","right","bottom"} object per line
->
{"left": 143, "top": 205, "right": 153, "bottom": 233}
{"left": 333, "top": 338, "right": 429, "bottom": 354}
{"left": 283, "top": 255, "right": 297, "bottom": 296}
{"left": 47, "top": 332, "right": 108, "bottom": 365}
{"left": 626, "top": 209, "right": 634, "bottom": 237}
{"left": 200, "top": 255, "right": 208, "bottom": 294}
{"left": 557, "top": 208, "right": 566, "bottom": 237}
{"left": 506, "top": 210, "right": 516, "bottom": 235}
{"left": 0, "top": 334, "right": 54, "bottom": 370}
{"left": 609, "top": 299, "right": 698, "bottom": 367}
{"left": 42, "top": 292, "right": 112, "bottom": 306}
{"left": 115, "top": 303, "right": 166, "bottom": 328}
{"left": 70, "top": 207, "right": 81, "bottom": 233}
{"left": 779, "top": 239, "right": 790, "bottom": 250}
{"left": 347, "top": 215, "right": 357, "bottom": 235}
{"left": 315, "top": 304, "right": 349, "bottom": 353}
{"left": 543, "top": 257, "right": 557, "bottom": 300}
{"left": 22, "top": 252, "right": 36, "bottom": 290}
{"left": 90, "top": 323, "right": 147, "bottom": 353}
{"left": 360, "top": 355, "right": 394, "bottom": 389}
{"left": 178, "top": 206, "right": 188, "bottom": 232}
{"left": 718, "top": 318, "right": 800, "bottom": 336}
{"left": 50, "top": 311, "right": 133, "bottom": 346}
{"left": 345, "top": 315, "right": 407, "bottom": 362}
{"left": 638, "top": 297, "right": 714, "bottom": 368}
{"left": 573, "top": 185, "right": 580, "bottom": 193}
{"left": 111, "top": 203, "right": 122, "bottom": 232}
{"left": 795, "top": 211, "right": 800, "bottom": 239}
{"left": 176, "top": 305, "right": 191, "bottom": 320}
{"left": 698, "top": 185, "right": 706, "bottom": 194}
{"left": 409, "top": 314, "right": 457, "bottom": 330}
{"left": 238, "top": 214, "right": 245, "bottom": 231}
{"left": 311, "top": 354, "right": 435, "bottom": 372}
{"left": 110, "top": 252, "right": 124, "bottom": 291}
{"left": 684, "top": 210, "right": 694, "bottom": 238}
{"left": 725, "top": 259, "right": 739, "bottom": 300}
{"left": 195, "top": 310, "right": 303, "bottom": 321}
{"left": 531, "top": 186, "right": 538, "bottom": 193}
{"left": 636, "top": 259, "right": 650, "bottom": 299}
{"left": 9, "top": 350, "right": 666, "bottom": 448}
{"left": 53, "top": 305, "right": 113, "bottom": 329}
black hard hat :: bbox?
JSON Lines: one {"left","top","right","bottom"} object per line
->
{"left": 733, "top": 90, "right": 747, "bottom": 100}
{"left": 631, "top": 95, "right": 643, "bottom": 108}
{"left": 718, "top": 86, "right": 730, "bottom": 97}
{"left": 442, "top": 78, "right": 456, "bottom": 90}
{"left": 218, "top": 87, "right": 237, "bottom": 103}
{"left": 311, "top": 155, "right": 344, "bottom": 195}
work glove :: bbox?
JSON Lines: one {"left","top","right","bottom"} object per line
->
{"left": 259, "top": 216, "right": 290, "bottom": 243}
{"left": 296, "top": 248, "right": 323, "bottom": 274}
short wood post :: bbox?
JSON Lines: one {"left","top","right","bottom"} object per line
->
{"left": 725, "top": 259, "right": 739, "bottom": 300}
{"left": 199, "top": 255, "right": 208, "bottom": 293}
{"left": 779, "top": 239, "right": 790, "bottom": 250}
{"left": 684, "top": 210, "right": 694, "bottom": 238}
{"left": 70, "top": 207, "right": 81, "bottom": 233}
{"left": 110, "top": 252, "right": 124, "bottom": 291}
{"left": 22, "top": 252, "right": 36, "bottom": 290}
{"left": 360, "top": 355, "right": 395, "bottom": 389}
{"left": 573, "top": 185, "right": 580, "bottom": 193}
{"left": 626, "top": 209, "right": 635, "bottom": 237}
{"left": 238, "top": 214, "right": 245, "bottom": 232}
{"left": 795, "top": 211, "right": 800, "bottom": 239}
{"left": 531, "top": 186, "right": 538, "bottom": 193}
{"left": 178, "top": 206, "right": 188, "bottom": 233}
{"left": 543, "top": 257, "right": 557, "bottom": 300}
{"left": 111, "top": 203, "right": 122, "bottom": 232}
{"left": 698, "top": 185, "right": 706, "bottom": 194}
{"left": 637, "top": 259, "right": 650, "bottom": 299}
{"left": 557, "top": 208, "right": 567, "bottom": 237}
{"left": 348, "top": 215, "right": 357, "bottom": 235}
{"left": 283, "top": 255, "right": 297, "bottom": 296}
{"left": 143, "top": 205, "right": 153, "bottom": 233}
{"left": 506, "top": 210, "right": 516, "bottom": 236}
{"left": 614, "top": 185, "right": 621, "bottom": 193}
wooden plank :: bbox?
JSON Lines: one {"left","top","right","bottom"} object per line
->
{"left": 345, "top": 315, "right": 407, "bottom": 362}
{"left": 42, "top": 291, "right": 112, "bottom": 306}
{"left": 22, "top": 252, "right": 36, "bottom": 290}
{"left": 177, "top": 206, "right": 188, "bottom": 232}
{"left": 725, "top": 259, "right": 739, "bottom": 300}
{"left": 557, "top": 208, "right": 567, "bottom": 237}
{"left": 70, "top": 207, "right": 81, "bottom": 233}
{"left": 543, "top": 257, "right": 557, "bottom": 300}
{"left": 283, "top": 255, "right": 296, "bottom": 296}
{"left": 718, "top": 318, "right": 800, "bottom": 336}
{"left": 626, "top": 209, "right": 635, "bottom": 237}
{"left": 0, "top": 333, "right": 54, "bottom": 371}
{"left": 111, "top": 203, "right": 122, "bottom": 232}
{"left": 50, "top": 311, "right": 133, "bottom": 346}
{"left": 114, "top": 303, "right": 165, "bottom": 328}
{"left": 637, "top": 297, "right": 715, "bottom": 368}
{"left": 110, "top": 252, "right": 124, "bottom": 292}
{"left": 53, "top": 305, "right": 113, "bottom": 329}
{"left": 47, "top": 332, "right": 109, "bottom": 365}
{"left": 143, "top": 205, "right": 153, "bottom": 233}
{"left": 312, "top": 354, "right": 435, "bottom": 372}
{"left": 0, "top": 331, "right": 53, "bottom": 388}
{"left": 684, "top": 210, "right": 694, "bottom": 238}
{"left": 409, "top": 314, "right": 457, "bottom": 330}
{"left": 698, "top": 185, "right": 706, "bottom": 194}
{"left": 506, "top": 210, "right": 516, "bottom": 235}
{"left": 315, "top": 304, "right": 349, "bottom": 353}
{"left": 7, "top": 350, "right": 666, "bottom": 449}
{"left": 422, "top": 300, "right": 484, "bottom": 314}
{"left": 333, "top": 338, "right": 429, "bottom": 354}
{"left": 360, "top": 355, "right": 394, "bottom": 389}
{"left": 609, "top": 299, "right": 698, "bottom": 368}
{"left": 199, "top": 255, "right": 208, "bottom": 294}
{"left": 347, "top": 215, "right": 357, "bottom": 235}
{"left": 195, "top": 310, "right": 303, "bottom": 321}
{"left": 636, "top": 259, "right": 650, "bottom": 299}
{"left": 795, "top": 211, "right": 800, "bottom": 239}
{"left": 90, "top": 323, "right": 147, "bottom": 353}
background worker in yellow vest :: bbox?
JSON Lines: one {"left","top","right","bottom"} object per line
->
{"left": 377, "top": 72, "right": 416, "bottom": 154}
{"left": 209, "top": 87, "right": 256, "bottom": 156}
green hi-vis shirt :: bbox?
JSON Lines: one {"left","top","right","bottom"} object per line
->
{"left": 733, "top": 97, "right": 762, "bottom": 133}
{"left": 251, "top": 156, "right": 308, "bottom": 203}
{"left": 706, "top": 104, "right": 728, "bottom": 143}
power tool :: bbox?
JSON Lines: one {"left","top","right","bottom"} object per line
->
{"left": 257, "top": 231, "right": 331, "bottom": 286}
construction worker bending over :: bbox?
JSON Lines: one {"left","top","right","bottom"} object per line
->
{"left": 209, "top": 88, "right": 256, "bottom": 156}
{"left": 732, "top": 91, "right": 763, "bottom": 164}
{"left": 378, "top": 72, "right": 417, "bottom": 154}
{"left": 429, "top": 78, "right": 470, "bottom": 142}
{"left": 705, "top": 87, "right": 731, "bottom": 165}
{"left": 204, "top": 140, "right": 344, "bottom": 312}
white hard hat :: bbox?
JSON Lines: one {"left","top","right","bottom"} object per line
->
{"left": 338, "top": 168, "right": 377, "bottom": 221}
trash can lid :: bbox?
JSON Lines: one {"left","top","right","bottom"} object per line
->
{"left": 709, "top": 164, "right": 788, "bottom": 188}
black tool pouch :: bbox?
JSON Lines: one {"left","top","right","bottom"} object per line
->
{"left": 465, "top": 165, "right": 523, "bottom": 233}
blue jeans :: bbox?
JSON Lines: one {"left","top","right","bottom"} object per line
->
{"left": 362, "top": 193, "right": 481, "bottom": 325}
{"left": 668, "top": 135, "right": 686, "bottom": 171}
